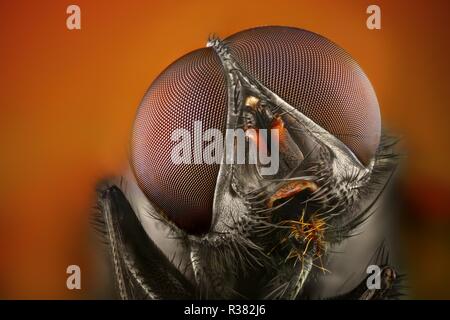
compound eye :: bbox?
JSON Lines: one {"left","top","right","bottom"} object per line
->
{"left": 225, "top": 26, "right": 381, "bottom": 166}
{"left": 130, "top": 48, "right": 228, "bottom": 235}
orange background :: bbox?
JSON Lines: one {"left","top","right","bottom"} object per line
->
{"left": 0, "top": 0, "right": 449, "bottom": 298}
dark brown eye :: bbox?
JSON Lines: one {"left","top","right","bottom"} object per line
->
{"left": 131, "top": 48, "right": 228, "bottom": 235}
{"left": 225, "top": 26, "right": 380, "bottom": 166}
{"left": 130, "top": 26, "right": 381, "bottom": 235}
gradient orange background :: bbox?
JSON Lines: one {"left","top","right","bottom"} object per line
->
{"left": 0, "top": 0, "right": 449, "bottom": 299}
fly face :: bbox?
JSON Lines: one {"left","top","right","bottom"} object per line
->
{"left": 188, "top": 36, "right": 376, "bottom": 299}
{"left": 97, "top": 26, "right": 400, "bottom": 300}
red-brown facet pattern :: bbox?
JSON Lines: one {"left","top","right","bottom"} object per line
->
{"left": 227, "top": 26, "right": 381, "bottom": 166}
{"left": 131, "top": 48, "right": 228, "bottom": 234}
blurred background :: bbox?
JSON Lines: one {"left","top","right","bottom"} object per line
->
{"left": 0, "top": 0, "right": 449, "bottom": 299}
